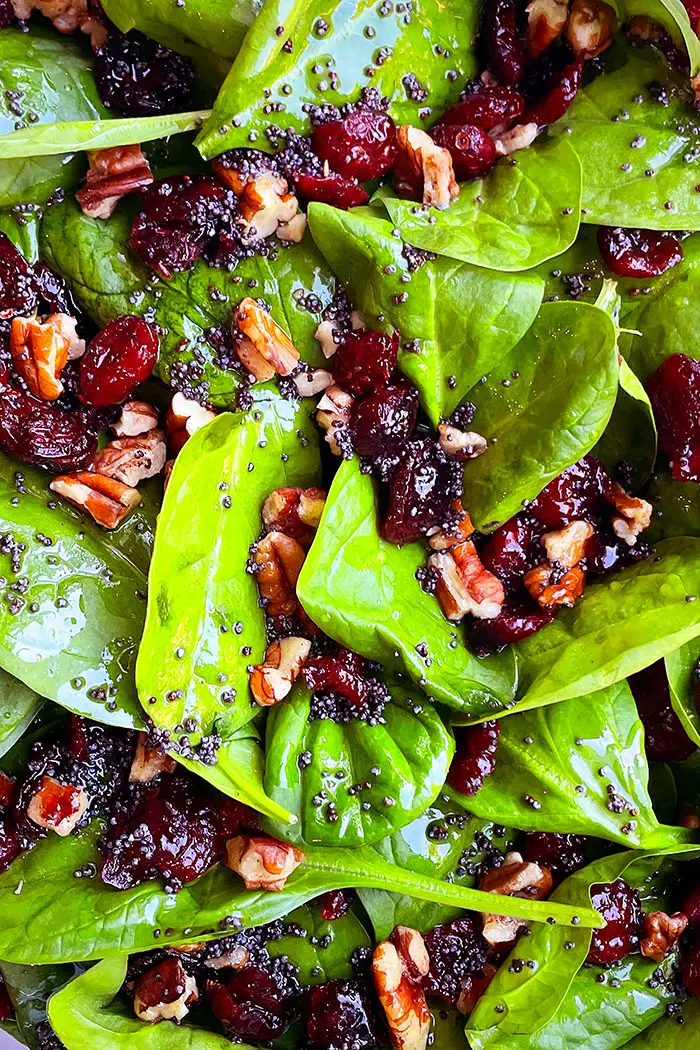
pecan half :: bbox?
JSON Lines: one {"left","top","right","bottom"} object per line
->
{"left": 372, "top": 939, "right": 431, "bottom": 1050}
{"left": 225, "top": 834, "right": 304, "bottom": 891}
{"left": 9, "top": 314, "right": 81, "bottom": 400}
{"left": 50, "top": 471, "right": 141, "bottom": 529}
{"left": 26, "top": 775, "right": 89, "bottom": 836}
{"left": 566, "top": 0, "right": 615, "bottom": 57}
{"left": 134, "top": 958, "right": 198, "bottom": 1024}
{"left": 76, "top": 144, "right": 153, "bottom": 220}
{"left": 389, "top": 927, "right": 430, "bottom": 982}
{"left": 524, "top": 562, "right": 586, "bottom": 609}
{"left": 249, "top": 636, "right": 311, "bottom": 706}
{"left": 526, "top": 0, "right": 570, "bottom": 56}
{"left": 316, "top": 384, "right": 355, "bottom": 456}
{"left": 164, "top": 392, "right": 216, "bottom": 455}
{"left": 253, "top": 531, "right": 306, "bottom": 618}
{"left": 606, "top": 482, "right": 652, "bottom": 546}
{"left": 234, "top": 298, "right": 300, "bottom": 380}
{"left": 437, "top": 424, "right": 488, "bottom": 461}
{"left": 396, "top": 125, "right": 460, "bottom": 210}
{"left": 640, "top": 910, "right": 688, "bottom": 962}
{"left": 129, "top": 734, "right": 177, "bottom": 783}
{"left": 430, "top": 541, "right": 504, "bottom": 621}
{"left": 542, "top": 520, "right": 594, "bottom": 567}
{"left": 90, "top": 430, "right": 167, "bottom": 487}
{"left": 113, "top": 400, "right": 160, "bottom": 438}
{"left": 262, "top": 486, "right": 327, "bottom": 548}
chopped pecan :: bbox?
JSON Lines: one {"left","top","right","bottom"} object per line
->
{"left": 438, "top": 424, "right": 488, "bottom": 461}
{"left": 606, "top": 482, "right": 652, "bottom": 546}
{"left": 225, "top": 834, "right": 304, "bottom": 891}
{"left": 50, "top": 471, "right": 141, "bottom": 529}
{"left": 129, "top": 734, "right": 177, "bottom": 783}
{"left": 430, "top": 541, "right": 504, "bottom": 621}
{"left": 9, "top": 314, "right": 81, "bottom": 400}
{"left": 203, "top": 945, "right": 250, "bottom": 970}
{"left": 427, "top": 499, "right": 475, "bottom": 551}
{"left": 389, "top": 927, "right": 430, "bottom": 982}
{"left": 113, "top": 400, "right": 160, "bottom": 438}
{"left": 26, "top": 775, "right": 89, "bottom": 836}
{"left": 542, "top": 520, "right": 594, "bottom": 567}
{"left": 76, "top": 145, "right": 153, "bottom": 220}
{"left": 640, "top": 910, "right": 688, "bottom": 961}
{"left": 234, "top": 298, "right": 300, "bottom": 380}
{"left": 481, "top": 913, "right": 525, "bottom": 948}
{"left": 566, "top": 0, "right": 615, "bottom": 57}
{"left": 372, "top": 940, "right": 431, "bottom": 1050}
{"left": 316, "top": 384, "right": 355, "bottom": 456}
{"left": 12, "top": 0, "right": 106, "bottom": 43}
{"left": 134, "top": 958, "right": 198, "bottom": 1024}
{"left": 524, "top": 562, "right": 586, "bottom": 609}
{"left": 293, "top": 367, "right": 334, "bottom": 398}
{"left": 314, "top": 320, "right": 341, "bottom": 359}
{"left": 249, "top": 636, "right": 311, "bottom": 707}
{"left": 253, "top": 531, "right": 306, "bottom": 618}
{"left": 213, "top": 159, "right": 300, "bottom": 240}
{"left": 396, "top": 125, "right": 460, "bottom": 210}
{"left": 493, "top": 122, "right": 540, "bottom": 155}
{"left": 90, "top": 430, "right": 167, "bottom": 487}
{"left": 526, "top": 0, "right": 570, "bottom": 56}
{"left": 277, "top": 212, "right": 308, "bottom": 243}
{"left": 164, "top": 392, "right": 216, "bottom": 455}
{"left": 480, "top": 851, "right": 553, "bottom": 949}
{"left": 262, "top": 486, "right": 327, "bottom": 548}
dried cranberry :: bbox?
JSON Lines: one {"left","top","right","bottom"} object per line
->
{"left": 32, "top": 262, "right": 80, "bottom": 318}
{"left": 350, "top": 381, "right": 419, "bottom": 460}
{"left": 523, "top": 59, "right": 583, "bottom": 126}
{"left": 319, "top": 889, "right": 354, "bottom": 921}
{"left": 521, "top": 832, "right": 587, "bottom": 884}
{"left": 131, "top": 175, "right": 229, "bottom": 278}
{"left": 217, "top": 797, "right": 260, "bottom": 845}
{"left": 0, "top": 232, "right": 37, "bottom": 336}
{"left": 681, "top": 929, "right": 700, "bottom": 996}
{"left": 529, "top": 456, "right": 610, "bottom": 528}
{"left": 629, "top": 661, "right": 697, "bottom": 762}
{"left": 647, "top": 354, "right": 700, "bottom": 483}
{"left": 430, "top": 124, "right": 497, "bottom": 180}
{"left": 467, "top": 596, "right": 555, "bottom": 655}
{"left": 312, "top": 110, "right": 397, "bottom": 180}
{"left": 208, "top": 967, "right": 288, "bottom": 1041}
{"left": 438, "top": 86, "right": 525, "bottom": 131}
{"left": 293, "top": 171, "right": 369, "bottom": 210}
{"left": 93, "top": 30, "right": 195, "bottom": 117}
{"left": 480, "top": 514, "right": 543, "bottom": 592}
{"left": 423, "top": 917, "right": 488, "bottom": 1005}
{"left": 303, "top": 649, "right": 370, "bottom": 708}
{"left": 597, "top": 227, "right": 683, "bottom": 279}
{"left": 381, "top": 438, "right": 462, "bottom": 545}
{"left": 0, "top": 387, "right": 97, "bottom": 472}
{"left": 332, "top": 330, "right": 399, "bottom": 397}
{"left": 68, "top": 715, "right": 90, "bottom": 764}
{"left": 0, "top": 0, "right": 14, "bottom": 27}
{"left": 79, "top": 316, "right": 159, "bottom": 408}
{"left": 586, "top": 879, "right": 643, "bottom": 965}
{"left": 586, "top": 529, "right": 654, "bottom": 575}
{"left": 0, "top": 811, "right": 21, "bottom": 873}
{"left": 305, "top": 980, "right": 380, "bottom": 1050}
{"left": 447, "top": 722, "right": 501, "bottom": 796}
{"left": 480, "top": 0, "right": 525, "bottom": 85}
{"left": 0, "top": 976, "right": 11, "bottom": 1023}
{"left": 682, "top": 882, "right": 700, "bottom": 926}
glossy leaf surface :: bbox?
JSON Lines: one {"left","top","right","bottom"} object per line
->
{"left": 665, "top": 640, "right": 700, "bottom": 747}
{"left": 0, "top": 111, "right": 211, "bottom": 158}
{"left": 0, "top": 670, "right": 43, "bottom": 761}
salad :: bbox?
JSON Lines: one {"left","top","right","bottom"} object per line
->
{"left": 1, "top": 0, "right": 700, "bottom": 1047}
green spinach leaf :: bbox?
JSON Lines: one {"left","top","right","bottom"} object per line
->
{"left": 268, "top": 903, "right": 372, "bottom": 984}
{"left": 646, "top": 473, "right": 700, "bottom": 542}
{"left": 0, "top": 111, "right": 211, "bottom": 158}
{"left": 1, "top": 962, "right": 77, "bottom": 1049}
{"left": 0, "top": 209, "right": 40, "bottom": 263}
{"left": 297, "top": 459, "right": 518, "bottom": 717}
{"left": 307, "top": 203, "right": 543, "bottom": 424}
{"left": 625, "top": 997, "right": 700, "bottom": 1047}
{"left": 665, "top": 640, "right": 700, "bottom": 747}
{"left": 0, "top": 670, "right": 43, "bottom": 762}
{"left": 592, "top": 356, "right": 658, "bottom": 489}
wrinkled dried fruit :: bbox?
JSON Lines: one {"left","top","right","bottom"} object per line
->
{"left": 597, "top": 226, "right": 683, "bottom": 279}
{"left": 430, "top": 124, "right": 498, "bottom": 180}
{"left": 521, "top": 832, "right": 587, "bottom": 883}
{"left": 79, "top": 316, "right": 159, "bottom": 407}
{"left": 629, "top": 660, "right": 697, "bottom": 761}
{"left": 313, "top": 109, "right": 397, "bottom": 180}
{"left": 293, "top": 171, "right": 370, "bottom": 210}
{"left": 586, "top": 878, "right": 644, "bottom": 965}
{"left": 382, "top": 438, "right": 461, "bottom": 546}
{"left": 438, "top": 86, "right": 525, "bottom": 131}
{"left": 448, "top": 721, "right": 501, "bottom": 796}
{"left": 529, "top": 456, "right": 610, "bottom": 528}
{"left": 481, "top": 0, "right": 526, "bottom": 84}
{"left": 0, "top": 232, "right": 37, "bottom": 335}
{"left": 647, "top": 354, "right": 700, "bottom": 482}
{"left": 94, "top": 30, "right": 195, "bottom": 117}
{"left": 467, "top": 596, "right": 555, "bottom": 655}
{"left": 331, "top": 329, "right": 399, "bottom": 396}
{"left": 423, "top": 917, "right": 488, "bottom": 1006}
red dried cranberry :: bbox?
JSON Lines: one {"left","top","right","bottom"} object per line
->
{"left": 217, "top": 797, "right": 260, "bottom": 846}
{"left": 208, "top": 967, "right": 287, "bottom": 1041}
{"left": 93, "top": 30, "right": 195, "bottom": 117}
{"left": 647, "top": 354, "right": 700, "bottom": 483}
{"left": 0, "top": 387, "right": 97, "bottom": 472}
{"left": 430, "top": 124, "right": 497, "bottom": 180}
{"left": 683, "top": 0, "right": 700, "bottom": 18}
{"left": 79, "top": 316, "right": 159, "bottom": 408}
{"left": 467, "top": 596, "right": 555, "bottom": 655}
{"left": 305, "top": 980, "right": 380, "bottom": 1050}
{"left": 351, "top": 381, "right": 419, "bottom": 459}
{"left": 629, "top": 661, "right": 697, "bottom": 762}
{"left": 597, "top": 227, "right": 683, "bottom": 279}
{"left": 33, "top": 262, "right": 80, "bottom": 318}
{"left": 293, "top": 171, "right": 369, "bottom": 210}
{"left": 447, "top": 722, "right": 501, "bottom": 796}
{"left": 523, "top": 59, "right": 583, "bottom": 126}
{"left": 0, "top": 232, "right": 37, "bottom": 335}
{"left": 480, "top": 514, "right": 543, "bottom": 592}
{"left": 586, "top": 878, "right": 643, "bottom": 965}
{"left": 303, "top": 649, "right": 370, "bottom": 707}
{"left": 681, "top": 929, "right": 700, "bottom": 997}
{"left": 0, "top": 0, "right": 14, "bottom": 27}
{"left": 332, "top": 330, "right": 399, "bottom": 397}
{"left": 521, "top": 832, "right": 587, "bottom": 884}
{"left": 131, "top": 175, "right": 228, "bottom": 278}
{"left": 0, "top": 811, "right": 20, "bottom": 874}
{"left": 529, "top": 457, "right": 610, "bottom": 528}
{"left": 423, "top": 917, "right": 488, "bottom": 1005}
{"left": 586, "top": 529, "right": 654, "bottom": 575}
{"left": 438, "top": 87, "right": 525, "bottom": 131}
{"left": 0, "top": 976, "right": 11, "bottom": 1023}
{"left": 68, "top": 715, "right": 90, "bottom": 763}
{"left": 682, "top": 882, "right": 700, "bottom": 926}
{"left": 381, "top": 438, "right": 461, "bottom": 546}
{"left": 312, "top": 110, "right": 397, "bottom": 180}
{"left": 480, "top": 0, "right": 525, "bottom": 85}
{"left": 131, "top": 217, "right": 206, "bottom": 279}
{"left": 319, "top": 889, "right": 354, "bottom": 921}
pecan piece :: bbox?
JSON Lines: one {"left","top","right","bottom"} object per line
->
{"left": 164, "top": 392, "right": 216, "bottom": 456}
{"left": 480, "top": 851, "right": 553, "bottom": 948}
{"left": 524, "top": 562, "right": 586, "bottom": 609}
{"left": 262, "top": 486, "right": 327, "bottom": 548}
{"left": 389, "top": 926, "right": 430, "bottom": 982}
{"left": 277, "top": 212, "right": 308, "bottom": 243}
{"left": 437, "top": 424, "right": 488, "bottom": 461}
{"left": 640, "top": 910, "right": 688, "bottom": 962}
{"left": 225, "top": 834, "right": 304, "bottom": 891}
{"left": 316, "top": 384, "right": 355, "bottom": 456}
{"left": 427, "top": 499, "right": 475, "bottom": 551}
{"left": 134, "top": 958, "right": 198, "bottom": 1023}
{"left": 76, "top": 145, "right": 153, "bottom": 220}
{"left": 526, "top": 0, "right": 570, "bottom": 56}
{"left": 542, "top": 519, "right": 594, "bottom": 567}
{"left": 49, "top": 471, "right": 141, "bottom": 529}
{"left": 293, "top": 367, "right": 334, "bottom": 398}
{"left": 493, "top": 122, "right": 540, "bottom": 155}
{"left": 212, "top": 161, "right": 301, "bottom": 240}
{"left": 396, "top": 125, "right": 460, "bottom": 211}
{"left": 430, "top": 541, "right": 504, "bottom": 621}
{"left": 253, "top": 531, "right": 306, "bottom": 618}
{"left": 249, "top": 636, "right": 311, "bottom": 706}
{"left": 372, "top": 937, "right": 430, "bottom": 1050}
{"left": 12, "top": 0, "right": 106, "bottom": 43}
{"left": 9, "top": 314, "right": 82, "bottom": 401}
{"left": 566, "top": 0, "right": 615, "bottom": 57}
{"left": 129, "top": 734, "right": 177, "bottom": 783}
{"left": 26, "top": 775, "right": 89, "bottom": 836}
{"left": 234, "top": 298, "right": 300, "bottom": 380}
{"left": 314, "top": 320, "right": 341, "bottom": 359}
{"left": 113, "top": 400, "right": 160, "bottom": 438}
{"left": 606, "top": 481, "right": 652, "bottom": 546}
{"left": 90, "top": 430, "right": 167, "bottom": 487}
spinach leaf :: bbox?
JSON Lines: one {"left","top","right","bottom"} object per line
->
{"left": 268, "top": 903, "right": 372, "bottom": 984}
{"left": 0, "top": 28, "right": 107, "bottom": 207}
{"left": 592, "top": 356, "right": 658, "bottom": 489}
{"left": 625, "top": 997, "right": 700, "bottom": 1047}
{"left": 375, "top": 138, "right": 582, "bottom": 271}
{"left": 462, "top": 300, "right": 619, "bottom": 531}
{"left": 515, "top": 537, "right": 700, "bottom": 713}
{"left": 263, "top": 681, "right": 453, "bottom": 847}
{"left": 195, "top": 0, "right": 479, "bottom": 159}
{"left": 0, "top": 671, "right": 43, "bottom": 762}
{"left": 1, "top": 962, "right": 77, "bottom": 1049}
{"left": 665, "top": 640, "right": 700, "bottom": 747}
{"left": 646, "top": 473, "right": 700, "bottom": 542}
{"left": 0, "top": 821, "right": 598, "bottom": 964}
{"left": 0, "top": 111, "right": 211, "bottom": 158}
{"left": 453, "top": 682, "right": 688, "bottom": 848}
{"left": 0, "top": 209, "right": 40, "bottom": 263}
{"left": 618, "top": 0, "right": 700, "bottom": 72}
{"left": 307, "top": 203, "right": 543, "bottom": 424}
{"left": 40, "top": 199, "right": 335, "bottom": 407}
{"left": 551, "top": 47, "right": 700, "bottom": 229}
{"left": 297, "top": 459, "right": 518, "bottom": 717}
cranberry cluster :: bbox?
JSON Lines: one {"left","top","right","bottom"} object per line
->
{"left": 647, "top": 353, "right": 700, "bottom": 483}
{"left": 629, "top": 660, "right": 698, "bottom": 762}
{"left": 93, "top": 29, "right": 195, "bottom": 118}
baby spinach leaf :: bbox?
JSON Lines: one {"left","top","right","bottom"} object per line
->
{"left": 0, "top": 821, "right": 598, "bottom": 965}
{"left": 376, "top": 138, "right": 582, "bottom": 271}
{"left": 619, "top": 0, "right": 700, "bottom": 72}
{"left": 515, "top": 537, "right": 700, "bottom": 713}
{"left": 665, "top": 640, "right": 700, "bottom": 747}
{"left": 593, "top": 357, "right": 658, "bottom": 489}
{"left": 1, "top": 961, "right": 78, "bottom": 1049}
{"left": 625, "top": 996, "right": 700, "bottom": 1047}
{"left": 307, "top": 203, "right": 543, "bottom": 424}
{"left": 264, "top": 680, "right": 454, "bottom": 847}
{"left": 196, "top": 0, "right": 478, "bottom": 159}
{"left": 430, "top": 1008, "right": 471, "bottom": 1050}
{"left": 453, "top": 682, "right": 688, "bottom": 848}
{"left": 646, "top": 473, "right": 700, "bottom": 542}
{"left": 40, "top": 199, "right": 335, "bottom": 406}
{"left": 551, "top": 47, "right": 700, "bottom": 229}
{"left": 268, "top": 903, "right": 372, "bottom": 984}
{"left": 0, "top": 111, "right": 211, "bottom": 158}
{"left": 462, "top": 300, "right": 619, "bottom": 531}
{"left": 297, "top": 459, "right": 518, "bottom": 717}
{"left": 0, "top": 671, "right": 43, "bottom": 762}
{"left": 0, "top": 209, "right": 40, "bottom": 264}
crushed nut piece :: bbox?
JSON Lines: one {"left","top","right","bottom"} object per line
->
{"left": 90, "top": 430, "right": 167, "bottom": 487}
{"left": 26, "top": 775, "right": 89, "bottom": 836}
{"left": 389, "top": 926, "right": 430, "bottom": 982}
{"left": 481, "top": 913, "right": 526, "bottom": 947}
{"left": 606, "top": 482, "right": 652, "bottom": 546}
{"left": 234, "top": 297, "right": 300, "bottom": 380}
{"left": 524, "top": 562, "right": 586, "bottom": 608}
{"left": 316, "top": 384, "right": 354, "bottom": 456}
{"left": 129, "top": 734, "right": 177, "bottom": 783}
{"left": 250, "top": 636, "right": 312, "bottom": 706}
{"left": 542, "top": 520, "right": 594, "bottom": 567}
{"left": 456, "top": 963, "right": 498, "bottom": 1016}
{"left": 493, "top": 122, "right": 540, "bottom": 155}
{"left": 277, "top": 212, "right": 308, "bottom": 243}
{"left": 396, "top": 125, "right": 460, "bottom": 210}
{"left": 293, "top": 367, "right": 334, "bottom": 398}
{"left": 213, "top": 159, "right": 300, "bottom": 240}
{"left": 372, "top": 939, "right": 431, "bottom": 1050}
{"left": 526, "top": 0, "right": 570, "bottom": 56}
{"left": 50, "top": 471, "right": 141, "bottom": 529}
{"left": 203, "top": 946, "right": 250, "bottom": 970}
{"left": 640, "top": 911, "right": 688, "bottom": 962}
{"left": 225, "top": 834, "right": 304, "bottom": 891}
{"left": 9, "top": 314, "right": 82, "bottom": 400}
{"left": 314, "top": 320, "right": 340, "bottom": 359}
{"left": 427, "top": 499, "right": 475, "bottom": 551}
{"left": 134, "top": 958, "right": 198, "bottom": 1023}
{"left": 76, "top": 145, "right": 153, "bottom": 220}
{"left": 430, "top": 540, "right": 504, "bottom": 621}
{"left": 438, "top": 424, "right": 488, "bottom": 461}
{"left": 164, "top": 392, "right": 216, "bottom": 455}
{"left": 11, "top": 0, "right": 107, "bottom": 44}
{"left": 262, "top": 486, "right": 326, "bottom": 547}
{"left": 113, "top": 401, "right": 160, "bottom": 438}
{"left": 480, "top": 851, "right": 553, "bottom": 948}
{"left": 253, "top": 531, "right": 306, "bottom": 618}
{"left": 566, "top": 0, "right": 615, "bottom": 56}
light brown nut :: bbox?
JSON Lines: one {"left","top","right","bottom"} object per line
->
{"left": 277, "top": 212, "right": 308, "bottom": 243}
{"left": 542, "top": 520, "right": 594, "bottom": 567}
{"left": 437, "top": 424, "right": 488, "bottom": 461}
{"left": 9, "top": 314, "right": 79, "bottom": 400}
{"left": 430, "top": 540, "right": 505, "bottom": 622}
{"left": 390, "top": 927, "right": 430, "bottom": 982}
{"left": 606, "top": 481, "right": 652, "bottom": 546}
{"left": 113, "top": 401, "right": 160, "bottom": 438}
{"left": 316, "top": 384, "right": 355, "bottom": 456}
{"left": 129, "top": 734, "right": 177, "bottom": 783}
{"left": 427, "top": 499, "right": 475, "bottom": 551}
{"left": 225, "top": 834, "right": 304, "bottom": 891}
{"left": 253, "top": 531, "right": 307, "bottom": 618}
{"left": 164, "top": 392, "right": 216, "bottom": 455}
{"left": 50, "top": 471, "right": 141, "bottom": 529}
{"left": 481, "top": 913, "right": 526, "bottom": 948}
{"left": 524, "top": 562, "right": 586, "bottom": 609}
{"left": 90, "top": 430, "right": 167, "bottom": 487}
{"left": 134, "top": 958, "right": 198, "bottom": 1024}
{"left": 76, "top": 144, "right": 153, "bottom": 220}
{"left": 372, "top": 941, "right": 431, "bottom": 1050}
{"left": 396, "top": 125, "right": 460, "bottom": 210}
{"left": 11, "top": 0, "right": 105, "bottom": 40}
{"left": 640, "top": 911, "right": 688, "bottom": 962}
{"left": 262, "top": 486, "right": 326, "bottom": 548}
{"left": 566, "top": 0, "right": 615, "bottom": 57}
{"left": 26, "top": 775, "right": 89, "bottom": 836}
{"left": 293, "top": 367, "right": 334, "bottom": 398}
{"left": 234, "top": 297, "right": 300, "bottom": 379}
{"left": 314, "top": 320, "right": 341, "bottom": 359}
{"left": 480, "top": 851, "right": 553, "bottom": 898}
{"left": 526, "top": 0, "right": 570, "bottom": 56}
{"left": 493, "top": 122, "right": 540, "bottom": 156}
{"left": 203, "top": 945, "right": 250, "bottom": 970}
{"left": 249, "top": 636, "right": 312, "bottom": 706}
{"left": 212, "top": 161, "right": 300, "bottom": 240}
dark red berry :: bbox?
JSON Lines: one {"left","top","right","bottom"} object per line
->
{"left": 430, "top": 124, "right": 497, "bottom": 180}
{"left": 529, "top": 456, "right": 610, "bottom": 528}
{"left": 597, "top": 227, "right": 683, "bottom": 279}
{"left": 681, "top": 882, "right": 700, "bottom": 926}
{"left": 79, "top": 316, "right": 159, "bottom": 408}
{"left": 447, "top": 722, "right": 501, "bottom": 796}
{"left": 467, "top": 596, "right": 555, "bottom": 655}
{"left": 523, "top": 59, "right": 583, "bottom": 126}
{"left": 681, "top": 929, "right": 700, "bottom": 997}
{"left": 217, "top": 796, "right": 260, "bottom": 845}
{"left": 319, "top": 889, "right": 354, "bottom": 921}
{"left": 293, "top": 171, "right": 369, "bottom": 210}
{"left": 312, "top": 110, "right": 397, "bottom": 180}
{"left": 586, "top": 528, "right": 654, "bottom": 575}
{"left": 208, "top": 967, "right": 288, "bottom": 1041}
{"left": 647, "top": 354, "right": 700, "bottom": 483}
{"left": 423, "top": 917, "right": 488, "bottom": 1005}
{"left": 481, "top": 0, "right": 525, "bottom": 84}
{"left": 629, "top": 660, "right": 697, "bottom": 762}
{"left": 0, "top": 975, "right": 12, "bottom": 1023}
{"left": 586, "top": 879, "right": 644, "bottom": 965}
{"left": 381, "top": 438, "right": 462, "bottom": 546}
{"left": 479, "top": 514, "right": 543, "bottom": 592}
{"left": 521, "top": 832, "right": 587, "bottom": 884}
{"left": 0, "top": 388, "right": 97, "bottom": 472}
{"left": 305, "top": 980, "right": 380, "bottom": 1050}
{"left": 0, "top": 232, "right": 37, "bottom": 336}
{"left": 0, "top": 811, "right": 21, "bottom": 874}
{"left": 0, "top": 0, "right": 14, "bottom": 27}
{"left": 303, "top": 649, "right": 370, "bottom": 708}
{"left": 332, "top": 330, "right": 399, "bottom": 397}
{"left": 94, "top": 30, "right": 195, "bottom": 117}
{"left": 131, "top": 217, "right": 206, "bottom": 279}
{"left": 438, "top": 86, "right": 525, "bottom": 131}
{"left": 32, "top": 262, "right": 80, "bottom": 318}
{"left": 351, "top": 381, "right": 419, "bottom": 460}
